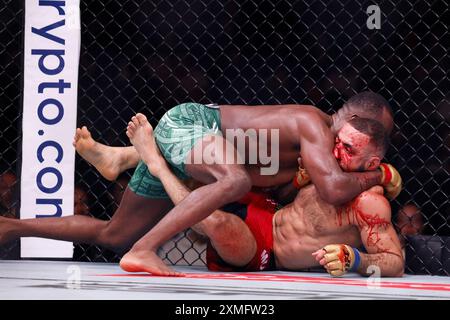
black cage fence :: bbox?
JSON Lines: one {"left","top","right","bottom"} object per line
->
{"left": 0, "top": 0, "right": 449, "bottom": 275}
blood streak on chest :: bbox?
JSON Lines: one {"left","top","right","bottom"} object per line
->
{"left": 336, "top": 197, "right": 390, "bottom": 246}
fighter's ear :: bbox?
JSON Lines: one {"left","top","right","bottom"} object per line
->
{"left": 366, "top": 156, "right": 381, "bottom": 171}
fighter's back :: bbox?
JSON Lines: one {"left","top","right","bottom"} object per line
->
{"left": 220, "top": 105, "right": 329, "bottom": 167}
{"left": 218, "top": 104, "right": 332, "bottom": 186}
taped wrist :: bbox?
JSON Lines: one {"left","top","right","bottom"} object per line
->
{"left": 350, "top": 248, "right": 361, "bottom": 272}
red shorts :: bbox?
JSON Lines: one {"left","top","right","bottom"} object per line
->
{"left": 206, "top": 192, "right": 277, "bottom": 272}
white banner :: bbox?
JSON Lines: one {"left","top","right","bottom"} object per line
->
{"left": 20, "top": 0, "right": 81, "bottom": 258}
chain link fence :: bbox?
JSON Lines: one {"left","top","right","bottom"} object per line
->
{"left": 1, "top": 0, "right": 449, "bottom": 275}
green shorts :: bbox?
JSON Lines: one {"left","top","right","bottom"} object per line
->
{"left": 128, "top": 102, "right": 222, "bottom": 198}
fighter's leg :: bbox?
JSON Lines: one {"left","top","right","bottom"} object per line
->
{"left": 93, "top": 188, "right": 173, "bottom": 252}
{"left": 124, "top": 121, "right": 256, "bottom": 267}
{"left": 0, "top": 187, "right": 172, "bottom": 254}
{"left": 193, "top": 212, "right": 256, "bottom": 267}
{"left": 73, "top": 126, "right": 140, "bottom": 181}
{"left": 120, "top": 114, "right": 252, "bottom": 276}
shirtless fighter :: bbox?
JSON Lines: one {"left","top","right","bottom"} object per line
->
{"left": 0, "top": 92, "right": 401, "bottom": 276}
{"left": 127, "top": 115, "right": 404, "bottom": 277}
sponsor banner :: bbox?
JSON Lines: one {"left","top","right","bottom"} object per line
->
{"left": 20, "top": 0, "right": 81, "bottom": 258}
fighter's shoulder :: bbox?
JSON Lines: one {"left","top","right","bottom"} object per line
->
{"left": 292, "top": 104, "right": 325, "bottom": 119}
{"left": 353, "top": 186, "right": 391, "bottom": 220}
{"left": 293, "top": 106, "right": 330, "bottom": 138}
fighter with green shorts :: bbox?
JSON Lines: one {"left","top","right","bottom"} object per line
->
{"left": 128, "top": 102, "right": 222, "bottom": 198}
{"left": 3, "top": 92, "right": 396, "bottom": 277}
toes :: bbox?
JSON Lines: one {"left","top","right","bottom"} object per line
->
{"left": 81, "top": 126, "right": 91, "bottom": 138}
{"left": 136, "top": 113, "right": 147, "bottom": 125}
{"left": 126, "top": 125, "right": 134, "bottom": 138}
{"left": 131, "top": 116, "right": 139, "bottom": 127}
{"left": 128, "top": 121, "right": 136, "bottom": 130}
{"left": 74, "top": 129, "right": 81, "bottom": 142}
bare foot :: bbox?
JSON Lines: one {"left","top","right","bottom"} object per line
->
{"left": 120, "top": 250, "right": 185, "bottom": 277}
{"left": 0, "top": 216, "right": 16, "bottom": 246}
{"left": 73, "top": 126, "right": 122, "bottom": 181}
{"left": 126, "top": 113, "right": 167, "bottom": 177}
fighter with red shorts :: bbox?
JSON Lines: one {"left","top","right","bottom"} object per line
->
{"left": 206, "top": 191, "right": 281, "bottom": 272}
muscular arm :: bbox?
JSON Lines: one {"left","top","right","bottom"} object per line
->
{"left": 353, "top": 187, "right": 404, "bottom": 277}
{"left": 299, "top": 117, "right": 382, "bottom": 206}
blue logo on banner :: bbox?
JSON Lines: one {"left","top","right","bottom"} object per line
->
{"left": 31, "top": 0, "right": 71, "bottom": 218}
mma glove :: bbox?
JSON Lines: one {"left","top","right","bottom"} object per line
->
{"left": 321, "top": 244, "right": 361, "bottom": 277}
{"left": 292, "top": 167, "right": 311, "bottom": 189}
{"left": 292, "top": 157, "right": 311, "bottom": 189}
{"left": 379, "top": 163, "right": 402, "bottom": 200}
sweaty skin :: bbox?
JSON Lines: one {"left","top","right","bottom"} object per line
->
{"left": 130, "top": 120, "right": 403, "bottom": 277}
{"left": 94, "top": 105, "right": 387, "bottom": 276}
{"left": 2, "top": 101, "right": 393, "bottom": 277}
{"left": 273, "top": 184, "right": 404, "bottom": 276}
{"left": 74, "top": 104, "right": 387, "bottom": 205}
{"left": 218, "top": 104, "right": 383, "bottom": 205}
{"left": 67, "top": 102, "right": 390, "bottom": 276}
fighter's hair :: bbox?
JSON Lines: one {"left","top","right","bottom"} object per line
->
{"left": 347, "top": 117, "right": 389, "bottom": 157}
{"left": 345, "top": 91, "right": 393, "bottom": 120}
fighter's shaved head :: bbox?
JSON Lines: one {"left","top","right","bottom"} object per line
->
{"left": 344, "top": 91, "right": 394, "bottom": 134}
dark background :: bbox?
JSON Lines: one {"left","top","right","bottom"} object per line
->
{"left": 0, "top": 0, "right": 449, "bottom": 274}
